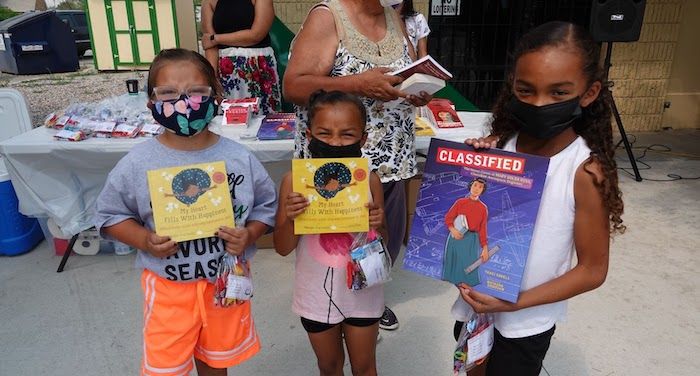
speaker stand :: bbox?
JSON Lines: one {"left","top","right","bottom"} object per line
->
{"left": 603, "top": 42, "right": 642, "bottom": 182}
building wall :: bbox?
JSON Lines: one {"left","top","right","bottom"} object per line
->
{"left": 272, "top": 0, "right": 430, "bottom": 33}
{"left": 608, "top": 0, "right": 686, "bottom": 131}
{"left": 272, "top": 0, "right": 315, "bottom": 33}
{"left": 662, "top": 0, "right": 699, "bottom": 129}
{"left": 175, "top": 0, "right": 198, "bottom": 51}
{"left": 275, "top": 0, "right": 691, "bottom": 132}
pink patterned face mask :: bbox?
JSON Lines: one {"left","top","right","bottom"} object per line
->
{"left": 151, "top": 95, "right": 218, "bottom": 137}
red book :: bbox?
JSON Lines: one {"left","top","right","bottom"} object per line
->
{"left": 427, "top": 99, "right": 463, "bottom": 128}
{"left": 223, "top": 105, "right": 251, "bottom": 126}
{"left": 222, "top": 97, "right": 260, "bottom": 114}
{"left": 391, "top": 55, "right": 453, "bottom": 81}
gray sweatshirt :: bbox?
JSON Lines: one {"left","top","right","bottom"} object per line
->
{"left": 93, "top": 136, "right": 277, "bottom": 282}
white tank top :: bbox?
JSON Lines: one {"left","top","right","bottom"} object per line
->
{"left": 451, "top": 134, "right": 592, "bottom": 338}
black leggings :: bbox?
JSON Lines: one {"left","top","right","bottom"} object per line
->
{"left": 301, "top": 316, "right": 380, "bottom": 333}
{"left": 453, "top": 320, "right": 555, "bottom": 376}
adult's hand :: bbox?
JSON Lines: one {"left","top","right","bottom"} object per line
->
{"left": 200, "top": 0, "right": 220, "bottom": 72}
{"left": 201, "top": 33, "right": 216, "bottom": 50}
{"left": 357, "top": 68, "right": 404, "bottom": 102}
{"left": 405, "top": 91, "right": 432, "bottom": 107}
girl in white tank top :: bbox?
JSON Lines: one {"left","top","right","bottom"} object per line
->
{"left": 455, "top": 22, "right": 625, "bottom": 376}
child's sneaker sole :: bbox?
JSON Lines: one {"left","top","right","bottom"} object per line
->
{"left": 379, "top": 306, "right": 399, "bottom": 330}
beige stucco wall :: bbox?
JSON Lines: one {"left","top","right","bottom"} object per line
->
{"left": 661, "top": 0, "right": 699, "bottom": 129}
{"left": 174, "top": 0, "right": 198, "bottom": 51}
{"left": 273, "top": 0, "right": 428, "bottom": 32}
{"left": 608, "top": 0, "right": 688, "bottom": 131}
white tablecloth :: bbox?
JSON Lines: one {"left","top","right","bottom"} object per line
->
{"left": 0, "top": 112, "right": 490, "bottom": 236}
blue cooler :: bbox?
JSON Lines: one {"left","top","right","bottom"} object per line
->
{"left": 0, "top": 159, "right": 44, "bottom": 255}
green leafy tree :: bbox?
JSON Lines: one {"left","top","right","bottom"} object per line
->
{"left": 0, "top": 6, "right": 19, "bottom": 21}
{"left": 56, "top": 0, "right": 84, "bottom": 10}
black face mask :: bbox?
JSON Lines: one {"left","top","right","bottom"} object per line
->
{"left": 308, "top": 137, "right": 363, "bottom": 158}
{"left": 506, "top": 96, "right": 583, "bottom": 139}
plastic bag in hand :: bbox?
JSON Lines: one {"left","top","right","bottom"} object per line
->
{"left": 213, "top": 253, "right": 253, "bottom": 307}
{"left": 453, "top": 307, "right": 494, "bottom": 374}
{"left": 346, "top": 229, "right": 392, "bottom": 291}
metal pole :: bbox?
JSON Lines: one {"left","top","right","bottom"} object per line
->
{"left": 604, "top": 42, "right": 643, "bottom": 182}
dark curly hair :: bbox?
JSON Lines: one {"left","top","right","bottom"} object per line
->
{"left": 490, "top": 21, "right": 624, "bottom": 234}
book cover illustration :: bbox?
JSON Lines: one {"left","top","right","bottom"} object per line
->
{"left": 292, "top": 158, "right": 370, "bottom": 235}
{"left": 147, "top": 161, "right": 235, "bottom": 242}
{"left": 415, "top": 115, "right": 436, "bottom": 136}
{"left": 403, "top": 139, "right": 549, "bottom": 302}
{"left": 428, "top": 98, "right": 464, "bottom": 128}
{"left": 221, "top": 105, "right": 251, "bottom": 126}
{"left": 257, "top": 113, "right": 296, "bottom": 140}
{"left": 223, "top": 97, "right": 260, "bottom": 114}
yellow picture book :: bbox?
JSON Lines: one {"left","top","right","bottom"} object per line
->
{"left": 415, "top": 116, "right": 436, "bottom": 136}
{"left": 292, "top": 158, "right": 370, "bottom": 234}
{"left": 147, "top": 161, "right": 234, "bottom": 242}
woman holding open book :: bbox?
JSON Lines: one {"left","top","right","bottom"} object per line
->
{"left": 284, "top": 0, "right": 432, "bottom": 332}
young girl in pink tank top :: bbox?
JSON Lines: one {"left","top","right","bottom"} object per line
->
{"left": 274, "top": 90, "right": 387, "bottom": 376}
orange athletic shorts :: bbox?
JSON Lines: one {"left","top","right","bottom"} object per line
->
{"left": 140, "top": 269, "right": 260, "bottom": 376}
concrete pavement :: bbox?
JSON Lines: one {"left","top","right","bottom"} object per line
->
{"left": 1, "top": 130, "right": 698, "bottom": 375}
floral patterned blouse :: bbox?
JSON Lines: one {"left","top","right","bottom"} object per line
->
{"left": 293, "top": 0, "right": 417, "bottom": 183}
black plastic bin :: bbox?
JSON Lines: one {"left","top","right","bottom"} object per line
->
{"left": 0, "top": 11, "right": 78, "bottom": 75}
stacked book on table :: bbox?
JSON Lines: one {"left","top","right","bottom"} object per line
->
{"left": 221, "top": 98, "right": 260, "bottom": 127}
{"left": 256, "top": 113, "right": 296, "bottom": 140}
{"left": 415, "top": 98, "right": 465, "bottom": 137}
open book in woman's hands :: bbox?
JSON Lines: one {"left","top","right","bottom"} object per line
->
{"left": 391, "top": 55, "right": 453, "bottom": 95}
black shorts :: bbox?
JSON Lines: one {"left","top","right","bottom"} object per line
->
{"left": 453, "top": 321, "right": 555, "bottom": 376}
{"left": 300, "top": 316, "right": 381, "bottom": 333}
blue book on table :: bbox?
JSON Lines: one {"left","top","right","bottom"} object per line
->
{"left": 257, "top": 113, "right": 295, "bottom": 140}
